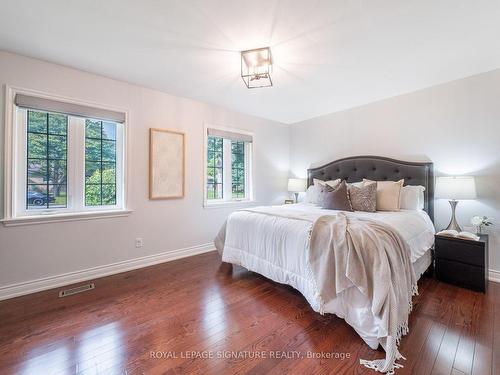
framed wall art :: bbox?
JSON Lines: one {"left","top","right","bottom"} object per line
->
{"left": 149, "top": 128, "right": 185, "bottom": 199}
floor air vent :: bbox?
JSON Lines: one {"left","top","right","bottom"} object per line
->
{"left": 59, "top": 283, "right": 95, "bottom": 297}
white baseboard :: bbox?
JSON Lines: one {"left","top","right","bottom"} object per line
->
{"left": 489, "top": 269, "right": 500, "bottom": 283}
{"left": 0, "top": 243, "right": 215, "bottom": 301}
{"left": 1, "top": 245, "right": 497, "bottom": 301}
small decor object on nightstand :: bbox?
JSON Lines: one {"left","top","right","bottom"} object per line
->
{"left": 288, "top": 178, "right": 306, "bottom": 203}
{"left": 435, "top": 176, "right": 476, "bottom": 231}
{"left": 471, "top": 215, "right": 493, "bottom": 234}
{"left": 436, "top": 229, "right": 479, "bottom": 241}
{"left": 284, "top": 199, "right": 294, "bottom": 204}
{"left": 435, "top": 233, "right": 489, "bottom": 292}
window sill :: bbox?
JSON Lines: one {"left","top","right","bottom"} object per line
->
{"left": 203, "top": 200, "right": 258, "bottom": 210}
{"left": 1, "top": 209, "right": 133, "bottom": 227}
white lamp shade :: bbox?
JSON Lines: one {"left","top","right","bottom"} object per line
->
{"left": 288, "top": 178, "right": 306, "bottom": 193}
{"left": 435, "top": 176, "right": 477, "bottom": 200}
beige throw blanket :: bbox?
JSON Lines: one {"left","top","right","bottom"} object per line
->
{"left": 309, "top": 213, "right": 417, "bottom": 374}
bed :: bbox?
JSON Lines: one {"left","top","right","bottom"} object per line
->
{"left": 215, "top": 156, "right": 435, "bottom": 374}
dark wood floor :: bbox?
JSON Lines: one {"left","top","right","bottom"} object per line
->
{"left": 0, "top": 251, "right": 498, "bottom": 375}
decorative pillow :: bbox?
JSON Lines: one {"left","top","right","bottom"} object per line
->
{"left": 318, "top": 181, "right": 353, "bottom": 211}
{"left": 400, "top": 185, "right": 425, "bottom": 210}
{"left": 306, "top": 185, "right": 320, "bottom": 204}
{"left": 349, "top": 181, "right": 365, "bottom": 189}
{"left": 314, "top": 178, "right": 341, "bottom": 190}
{"left": 363, "top": 179, "right": 404, "bottom": 211}
{"left": 348, "top": 181, "right": 377, "bottom": 212}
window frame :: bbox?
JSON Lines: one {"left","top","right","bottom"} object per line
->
{"left": 83, "top": 118, "right": 121, "bottom": 208}
{"left": 203, "top": 124, "right": 254, "bottom": 208}
{"left": 24, "top": 110, "right": 69, "bottom": 211}
{"left": 2, "top": 86, "right": 131, "bottom": 226}
{"left": 231, "top": 140, "right": 246, "bottom": 199}
{"left": 206, "top": 136, "right": 224, "bottom": 200}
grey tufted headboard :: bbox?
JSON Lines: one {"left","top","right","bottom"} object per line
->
{"left": 307, "top": 155, "right": 434, "bottom": 222}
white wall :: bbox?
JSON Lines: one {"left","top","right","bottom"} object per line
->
{"left": 2, "top": 49, "right": 499, "bottom": 296}
{"left": 0, "top": 51, "right": 290, "bottom": 293}
{"left": 290, "top": 69, "right": 500, "bottom": 274}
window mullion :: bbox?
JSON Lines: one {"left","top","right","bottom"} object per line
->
{"left": 222, "top": 139, "right": 232, "bottom": 200}
{"left": 45, "top": 113, "right": 49, "bottom": 208}
{"left": 15, "top": 110, "right": 27, "bottom": 215}
{"left": 115, "top": 125, "right": 124, "bottom": 208}
{"left": 69, "top": 117, "right": 85, "bottom": 211}
{"left": 245, "top": 142, "right": 252, "bottom": 200}
{"left": 100, "top": 121, "right": 103, "bottom": 205}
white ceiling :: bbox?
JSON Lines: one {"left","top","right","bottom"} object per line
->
{"left": 1, "top": 0, "right": 500, "bottom": 124}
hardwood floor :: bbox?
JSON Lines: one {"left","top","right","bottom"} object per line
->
{"left": 0, "top": 250, "right": 498, "bottom": 375}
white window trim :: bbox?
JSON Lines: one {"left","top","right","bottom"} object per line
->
{"left": 203, "top": 123, "right": 256, "bottom": 208}
{"left": 2, "top": 85, "right": 132, "bottom": 226}
{"left": 1, "top": 209, "right": 134, "bottom": 227}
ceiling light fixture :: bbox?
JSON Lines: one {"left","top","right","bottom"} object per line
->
{"left": 241, "top": 47, "right": 273, "bottom": 89}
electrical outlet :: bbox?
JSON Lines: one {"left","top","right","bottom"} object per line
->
{"left": 135, "top": 238, "right": 144, "bottom": 248}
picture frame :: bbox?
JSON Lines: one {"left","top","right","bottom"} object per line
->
{"left": 149, "top": 128, "right": 185, "bottom": 199}
{"left": 284, "top": 199, "right": 294, "bottom": 204}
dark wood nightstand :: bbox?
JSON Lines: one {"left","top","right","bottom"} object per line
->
{"left": 434, "top": 234, "right": 489, "bottom": 292}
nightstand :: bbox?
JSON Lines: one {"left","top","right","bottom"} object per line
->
{"left": 434, "top": 234, "right": 488, "bottom": 292}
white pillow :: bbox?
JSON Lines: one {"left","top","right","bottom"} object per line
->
{"left": 314, "top": 178, "right": 341, "bottom": 189}
{"left": 400, "top": 185, "right": 425, "bottom": 210}
{"left": 363, "top": 179, "right": 404, "bottom": 211}
{"left": 348, "top": 181, "right": 365, "bottom": 188}
{"left": 306, "top": 185, "right": 320, "bottom": 204}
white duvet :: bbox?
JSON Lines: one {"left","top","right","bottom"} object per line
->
{"left": 218, "top": 203, "right": 435, "bottom": 349}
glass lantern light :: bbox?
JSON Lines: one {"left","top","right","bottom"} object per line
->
{"left": 241, "top": 47, "right": 273, "bottom": 88}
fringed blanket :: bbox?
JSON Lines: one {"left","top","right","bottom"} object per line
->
{"left": 309, "top": 213, "right": 417, "bottom": 374}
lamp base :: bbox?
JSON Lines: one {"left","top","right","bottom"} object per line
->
{"left": 294, "top": 192, "right": 299, "bottom": 203}
{"left": 445, "top": 200, "right": 462, "bottom": 232}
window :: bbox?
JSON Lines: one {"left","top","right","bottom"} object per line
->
{"left": 4, "top": 89, "right": 128, "bottom": 224}
{"left": 26, "top": 111, "right": 68, "bottom": 209}
{"left": 85, "top": 119, "right": 117, "bottom": 206}
{"left": 231, "top": 141, "right": 245, "bottom": 199}
{"left": 206, "top": 136, "right": 224, "bottom": 200}
{"left": 205, "top": 126, "right": 253, "bottom": 205}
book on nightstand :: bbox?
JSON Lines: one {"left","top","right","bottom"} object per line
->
{"left": 435, "top": 229, "right": 480, "bottom": 241}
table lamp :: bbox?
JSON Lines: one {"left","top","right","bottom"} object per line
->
{"left": 435, "top": 176, "right": 476, "bottom": 232}
{"left": 288, "top": 178, "right": 306, "bottom": 203}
